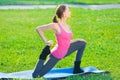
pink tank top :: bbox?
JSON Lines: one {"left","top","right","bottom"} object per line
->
{"left": 51, "top": 23, "right": 73, "bottom": 59}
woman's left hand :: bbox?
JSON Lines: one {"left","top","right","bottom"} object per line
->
{"left": 46, "top": 40, "right": 54, "bottom": 46}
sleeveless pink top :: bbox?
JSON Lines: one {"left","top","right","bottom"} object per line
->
{"left": 51, "top": 23, "right": 73, "bottom": 59}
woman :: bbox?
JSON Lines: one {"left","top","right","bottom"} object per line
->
{"left": 32, "top": 4, "right": 86, "bottom": 78}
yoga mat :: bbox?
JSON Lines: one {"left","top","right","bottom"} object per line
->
{"left": 0, "top": 66, "right": 109, "bottom": 80}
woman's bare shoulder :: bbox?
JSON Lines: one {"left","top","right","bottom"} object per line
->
{"left": 46, "top": 22, "right": 59, "bottom": 31}
{"left": 50, "top": 22, "right": 59, "bottom": 29}
{"left": 47, "top": 22, "right": 58, "bottom": 27}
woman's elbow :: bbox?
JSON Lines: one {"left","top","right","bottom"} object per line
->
{"left": 36, "top": 27, "right": 41, "bottom": 32}
{"left": 36, "top": 28, "right": 39, "bottom": 32}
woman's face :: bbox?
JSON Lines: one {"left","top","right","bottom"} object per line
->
{"left": 63, "top": 7, "right": 71, "bottom": 18}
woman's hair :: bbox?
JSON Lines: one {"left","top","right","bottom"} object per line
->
{"left": 53, "top": 4, "right": 67, "bottom": 23}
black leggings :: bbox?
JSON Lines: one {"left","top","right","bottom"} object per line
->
{"left": 32, "top": 39, "right": 86, "bottom": 78}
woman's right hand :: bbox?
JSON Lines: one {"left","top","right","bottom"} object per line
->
{"left": 46, "top": 40, "right": 54, "bottom": 46}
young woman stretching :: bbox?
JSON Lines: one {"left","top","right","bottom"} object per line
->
{"left": 32, "top": 4, "right": 87, "bottom": 78}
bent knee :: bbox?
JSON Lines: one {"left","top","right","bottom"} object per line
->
{"left": 76, "top": 39, "right": 87, "bottom": 46}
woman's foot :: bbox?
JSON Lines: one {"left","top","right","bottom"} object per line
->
{"left": 32, "top": 73, "right": 41, "bottom": 78}
{"left": 73, "top": 61, "right": 84, "bottom": 74}
{"left": 73, "top": 68, "right": 84, "bottom": 74}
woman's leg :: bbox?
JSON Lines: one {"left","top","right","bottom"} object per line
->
{"left": 65, "top": 39, "right": 86, "bottom": 73}
{"left": 32, "top": 55, "right": 60, "bottom": 78}
{"left": 32, "top": 45, "right": 51, "bottom": 78}
{"left": 65, "top": 39, "right": 86, "bottom": 61}
{"left": 32, "top": 59, "right": 44, "bottom": 78}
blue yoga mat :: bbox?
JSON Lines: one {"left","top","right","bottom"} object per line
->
{"left": 0, "top": 66, "right": 109, "bottom": 79}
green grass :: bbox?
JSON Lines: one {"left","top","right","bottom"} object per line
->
{"left": 0, "top": 0, "right": 120, "bottom": 5}
{"left": 67, "top": 73, "right": 112, "bottom": 80}
{"left": 0, "top": 8, "right": 120, "bottom": 80}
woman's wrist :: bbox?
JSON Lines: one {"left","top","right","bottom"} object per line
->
{"left": 45, "top": 40, "right": 53, "bottom": 46}
{"left": 45, "top": 41, "right": 49, "bottom": 45}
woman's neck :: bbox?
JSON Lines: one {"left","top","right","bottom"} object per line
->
{"left": 59, "top": 17, "right": 67, "bottom": 25}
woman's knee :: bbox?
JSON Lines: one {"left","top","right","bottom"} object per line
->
{"left": 76, "top": 39, "right": 87, "bottom": 46}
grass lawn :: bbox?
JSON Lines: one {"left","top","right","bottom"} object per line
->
{"left": 0, "top": 8, "right": 120, "bottom": 80}
{"left": 0, "top": 0, "right": 120, "bottom": 5}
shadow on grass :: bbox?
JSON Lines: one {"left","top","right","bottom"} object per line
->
{"left": 0, "top": 73, "right": 112, "bottom": 80}
{"left": 40, "top": 73, "right": 112, "bottom": 80}
{"left": 66, "top": 73, "right": 112, "bottom": 80}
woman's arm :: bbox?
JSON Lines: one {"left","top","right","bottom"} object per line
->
{"left": 36, "top": 23, "right": 57, "bottom": 46}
